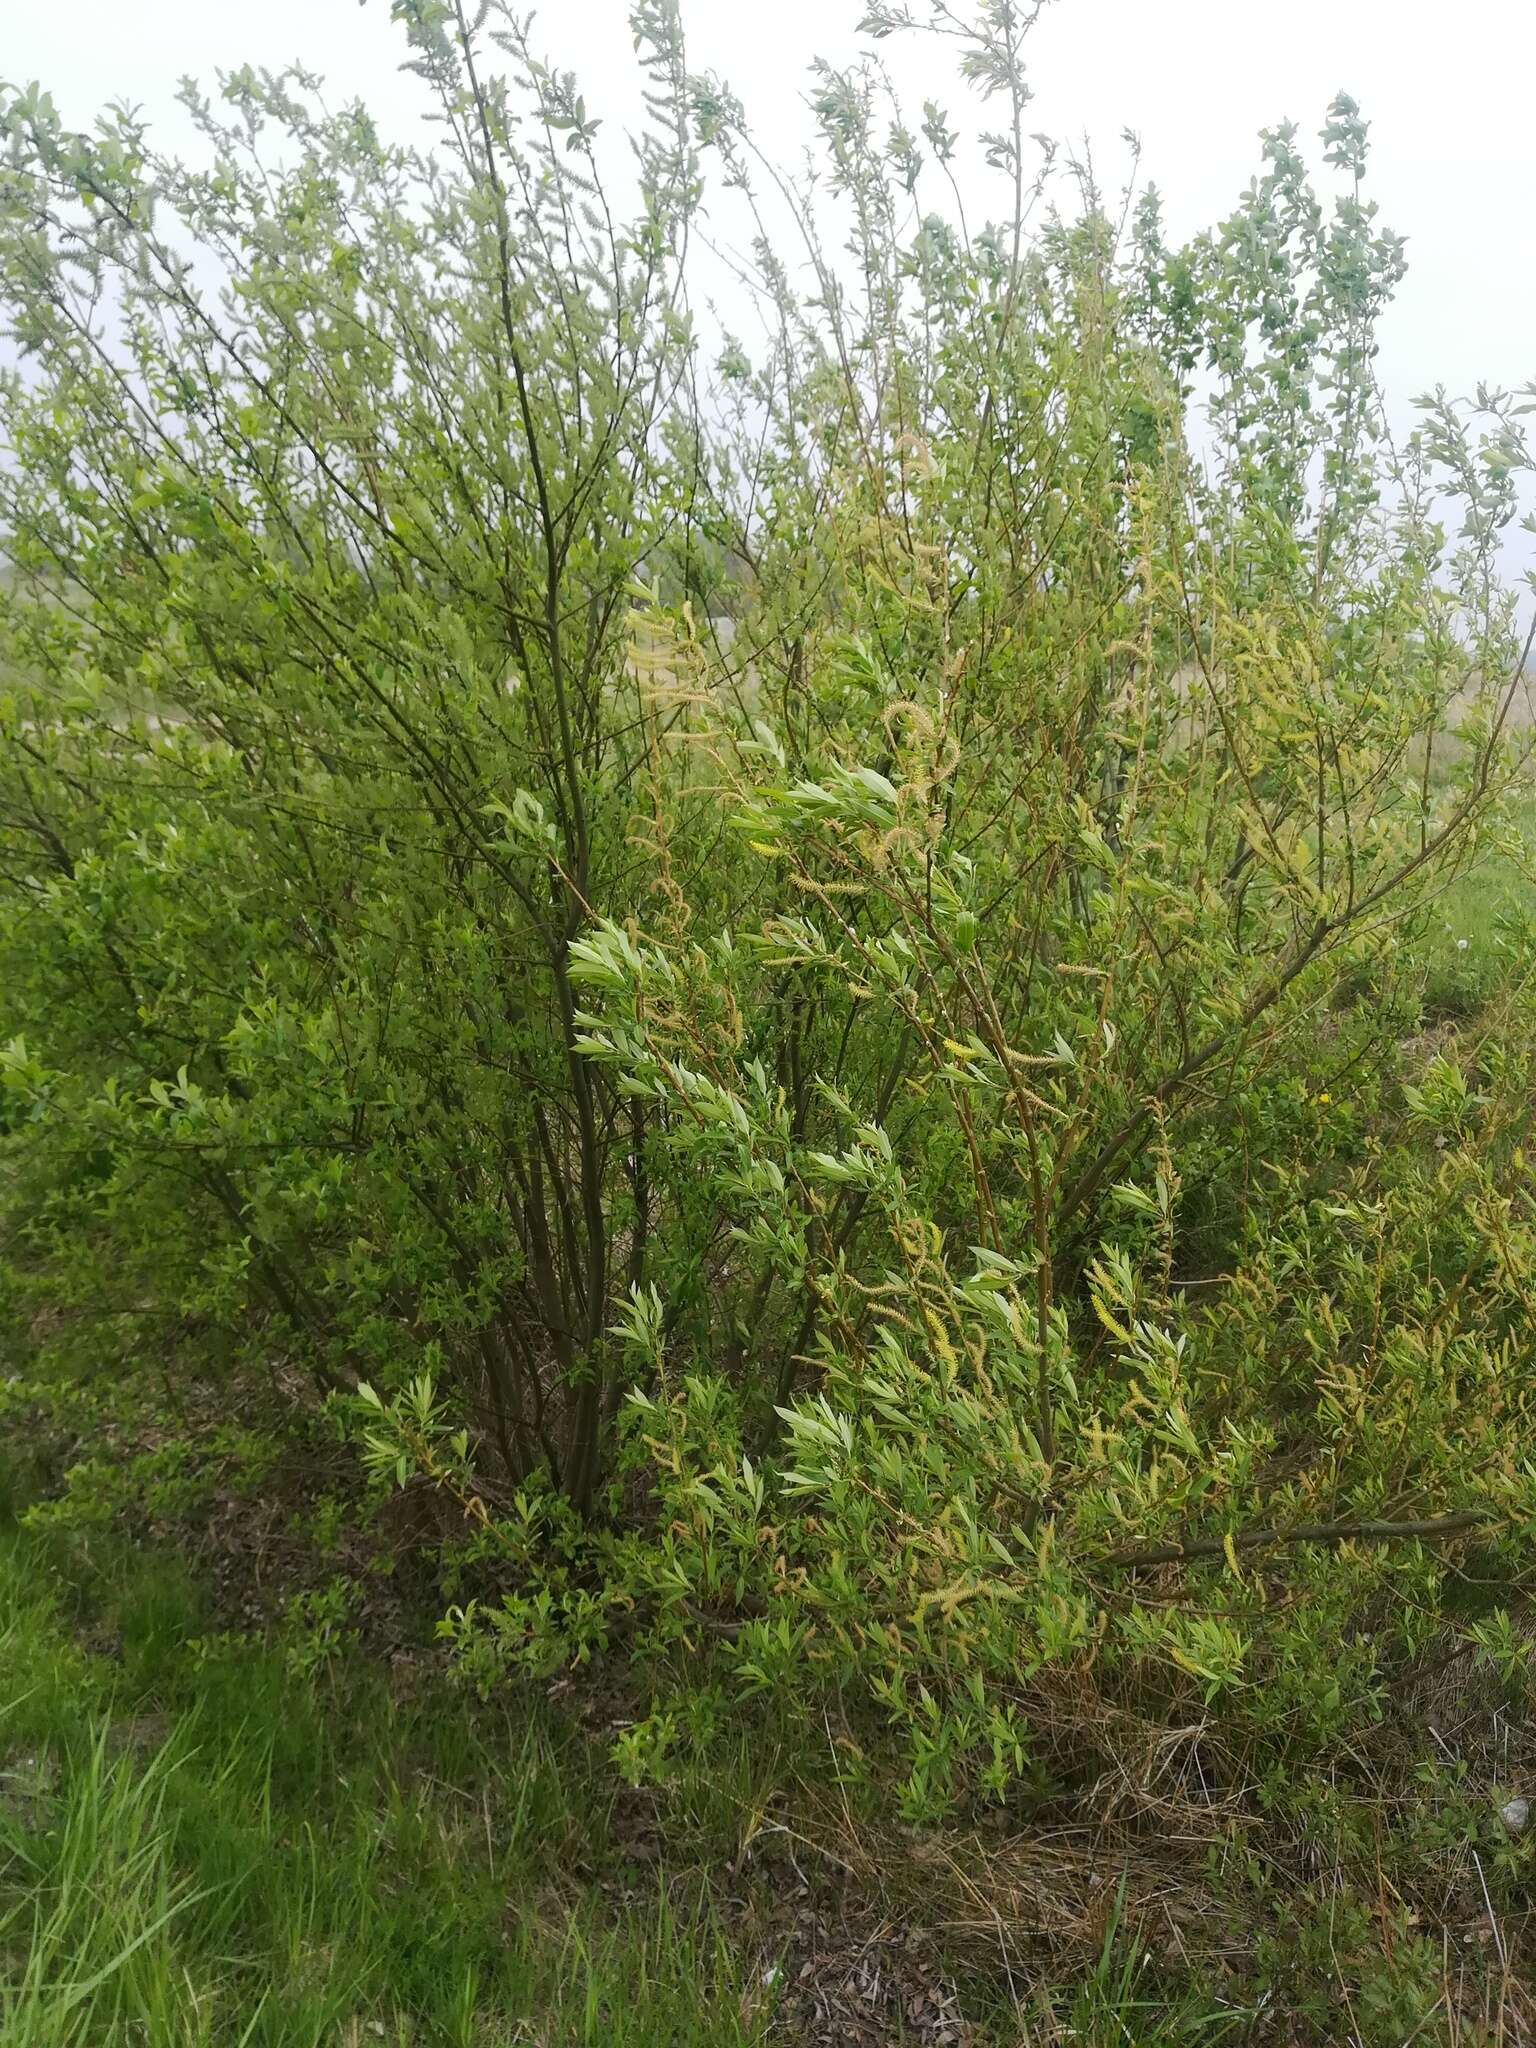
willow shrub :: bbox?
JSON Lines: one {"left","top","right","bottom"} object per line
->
{"left": 2, "top": 3, "right": 1535, "bottom": 1813}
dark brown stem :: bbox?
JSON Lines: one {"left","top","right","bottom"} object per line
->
{"left": 1102, "top": 1509, "right": 1491, "bottom": 1574}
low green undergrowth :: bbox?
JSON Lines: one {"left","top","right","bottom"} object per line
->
{"left": 0, "top": 1484, "right": 1277, "bottom": 2046}
{"left": 0, "top": 1513, "right": 771, "bottom": 2048}
{"left": 6, "top": 1451, "right": 1536, "bottom": 2044}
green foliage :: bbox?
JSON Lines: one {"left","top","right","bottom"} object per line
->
{"left": 3, "top": 0, "right": 1536, "bottom": 1889}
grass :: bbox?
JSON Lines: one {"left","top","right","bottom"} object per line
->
{"left": 1404, "top": 779, "right": 1536, "bottom": 1021}
{"left": 0, "top": 1521, "right": 770, "bottom": 2047}
{"left": 1416, "top": 857, "right": 1536, "bottom": 1020}
{"left": 0, "top": 1489, "right": 1262, "bottom": 2046}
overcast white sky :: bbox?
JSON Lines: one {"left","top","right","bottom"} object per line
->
{"left": 9, "top": 0, "right": 1535, "bottom": 574}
